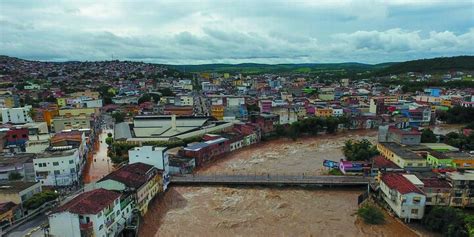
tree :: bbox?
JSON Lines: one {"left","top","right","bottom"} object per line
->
{"left": 23, "top": 191, "right": 59, "bottom": 210}
{"left": 111, "top": 112, "right": 126, "bottom": 123}
{"left": 8, "top": 172, "right": 23, "bottom": 181}
{"left": 159, "top": 88, "right": 174, "bottom": 96}
{"left": 421, "top": 129, "right": 437, "bottom": 143}
{"left": 105, "top": 137, "right": 114, "bottom": 146}
{"left": 357, "top": 204, "right": 385, "bottom": 224}
{"left": 422, "top": 206, "right": 470, "bottom": 237}
{"left": 343, "top": 139, "right": 379, "bottom": 161}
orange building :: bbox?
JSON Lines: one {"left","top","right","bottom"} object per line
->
{"left": 315, "top": 108, "right": 333, "bottom": 117}
{"left": 211, "top": 105, "right": 224, "bottom": 120}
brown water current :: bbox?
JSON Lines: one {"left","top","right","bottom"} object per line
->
{"left": 140, "top": 130, "right": 423, "bottom": 237}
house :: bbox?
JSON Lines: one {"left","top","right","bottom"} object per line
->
{"left": 379, "top": 173, "right": 426, "bottom": 221}
{"left": 386, "top": 126, "right": 421, "bottom": 145}
{"left": 0, "top": 181, "right": 42, "bottom": 205}
{"left": 420, "top": 178, "right": 451, "bottom": 206}
{"left": 426, "top": 150, "right": 455, "bottom": 168}
{"left": 0, "top": 202, "right": 21, "bottom": 228}
{"left": 445, "top": 171, "right": 474, "bottom": 207}
{"left": 128, "top": 146, "right": 170, "bottom": 190}
{"left": 95, "top": 163, "right": 163, "bottom": 215}
{"left": 48, "top": 189, "right": 134, "bottom": 237}
{"left": 0, "top": 153, "right": 36, "bottom": 182}
{"left": 371, "top": 155, "right": 403, "bottom": 176}
{"left": 377, "top": 142, "right": 427, "bottom": 169}
{"left": 315, "top": 108, "right": 332, "bottom": 117}
{"left": 447, "top": 152, "right": 474, "bottom": 169}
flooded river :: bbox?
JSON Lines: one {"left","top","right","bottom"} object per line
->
{"left": 140, "top": 130, "right": 421, "bottom": 237}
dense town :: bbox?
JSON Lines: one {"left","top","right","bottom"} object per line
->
{"left": 0, "top": 56, "right": 474, "bottom": 236}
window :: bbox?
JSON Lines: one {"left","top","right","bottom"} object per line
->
{"left": 413, "top": 197, "right": 421, "bottom": 204}
{"left": 69, "top": 160, "right": 74, "bottom": 164}
{"left": 426, "top": 197, "right": 432, "bottom": 203}
{"left": 70, "top": 168, "right": 75, "bottom": 173}
{"left": 411, "top": 209, "right": 419, "bottom": 215}
{"left": 54, "top": 170, "right": 60, "bottom": 175}
{"left": 53, "top": 162, "right": 59, "bottom": 166}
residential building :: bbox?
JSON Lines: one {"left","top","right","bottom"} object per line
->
{"left": 180, "top": 137, "right": 229, "bottom": 166}
{"left": 315, "top": 108, "right": 333, "bottom": 117}
{"left": 48, "top": 189, "right": 134, "bottom": 237}
{"left": 446, "top": 171, "right": 474, "bottom": 207}
{"left": 128, "top": 146, "right": 170, "bottom": 190}
{"left": 0, "top": 153, "right": 36, "bottom": 182}
{"left": 377, "top": 142, "right": 427, "bottom": 169}
{"left": 96, "top": 163, "right": 163, "bottom": 215}
{"left": 1, "top": 106, "right": 33, "bottom": 124}
{"left": 52, "top": 116, "right": 91, "bottom": 132}
{"left": 420, "top": 178, "right": 451, "bottom": 206}
{"left": 379, "top": 173, "right": 426, "bottom": 221}
{"left": 34, "top": 148, "right": 83, "bottom": 186}
{"left": 0, "top": 181, "right": 42, "bottom": 205}
{"left": 0, "top": 202, "right": 20, "bottom": 228}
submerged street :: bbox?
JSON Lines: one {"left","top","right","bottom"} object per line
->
{"left": 139, "top": 130, "right": 419, "bottom": 237}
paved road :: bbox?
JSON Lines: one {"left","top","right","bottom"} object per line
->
{"left": 5, "top": 214, "right": 47, "bottom": 237}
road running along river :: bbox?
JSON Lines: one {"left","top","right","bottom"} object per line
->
{"left": 139, "top": 130, "right": 426, "bottom": 237}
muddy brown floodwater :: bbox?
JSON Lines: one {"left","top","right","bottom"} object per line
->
{"left": 140, "top": 130, "right": 421, "bottom": 237}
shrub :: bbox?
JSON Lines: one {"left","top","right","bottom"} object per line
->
{"left": 328, "top": 169, "right": 343, "bottom": 175}
{"left": 357, "top": 204, "right": 385, "bottom": 225}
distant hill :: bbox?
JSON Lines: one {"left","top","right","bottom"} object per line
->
{"left": 375, "top": 56, "right": 474, "bottom": 75}
{"left": 170, "top": 62, "right": 393, "bottom": 74}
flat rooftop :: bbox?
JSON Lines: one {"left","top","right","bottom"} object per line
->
{"left": 0, "top": 181, "right": 39, "bottom": 193}
{"left": 380, "top": 142, "right": 423, "bottom": 160}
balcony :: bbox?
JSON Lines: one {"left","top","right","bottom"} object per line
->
{"left": 120, "top": 198, "right": 133, "bottom": 210}
{"left": 80, "top": 221, "right": 93, "bottom": 230}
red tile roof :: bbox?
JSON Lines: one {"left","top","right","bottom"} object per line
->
{"left": 373, "top": 156, "right": 401, "bottom": 169}
{"left": 51, "top": 131, "right": 83, "bottom": 144}
{"left": 53, "top": 189, "right": 120, "bottom": 215}
{"left": 420, "top": 178, "right": 451, "bottom": 189}
{"left": 381, "top": 173, "right": 424, "bottom": 195}
{"left": 98, "top": 162, "right": 156, "bottom": 189}
{"left": 0, "top": 202, "right": 18, "bottom": 214}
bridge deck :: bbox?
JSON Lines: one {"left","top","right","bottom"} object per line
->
{"left": 170, "top": 174, "right": 370, "bottom": 186}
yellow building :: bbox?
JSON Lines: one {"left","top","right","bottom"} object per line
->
{"left": 0, "top": 202, "right": 19, "bottom": 226}
{"left": 377, "top": 142, "right": 427, "bottom": 169}
{"left": 315, "top": 108, "right": 333, "bottom": 117}
{"left": 70, "top": 90, "right": 100, "bottom": 100}
{"left": 0, "top": 96, "right": 15, "bottom": 108}
{"left": 223, "top": 73, "right": 230, "bottom": 79}
{"left": 449, "top": 152, "right": 474, "bottom": 169}
{"left": 211, "top": 105, "right": 224, "bottom": 120}
{"left": 59, "top": 107, "right": 97, "bottom": 117}
{"left": 441, "top": 99, "right": 452, "bottom": 108}
{"left": 56, "top": 97, "right": 68, "bottom": 107}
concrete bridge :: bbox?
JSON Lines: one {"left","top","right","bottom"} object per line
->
{"left": 170, "top": 174, "right": 370, "bottom": 187}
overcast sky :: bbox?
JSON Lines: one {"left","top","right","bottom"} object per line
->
{"left": 0, "top": 0, "right": 473, "bottom": 64}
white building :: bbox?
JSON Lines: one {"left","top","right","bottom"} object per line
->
{"left": 176, "top": 96, "right": 194, "bottom": 106}
{"left": 83, "top": 99, "right": 103, "bottom": 108}
{"left": 380, "top": 173, "right": 426, "bottom": 221}
{"left": 1, "top": 106, "right": 33, "bottom": 124}
{"left": 34, "top": 148, "right": 83, "bottom": 186}
{"left": 48, "top": 188, "right": 134, "bottom": 237}
{"left": 128, "top": 146, "right": 170, "bottom": 190}
{"left": 332, "top": 108, "right": 344, "bottom": 117}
